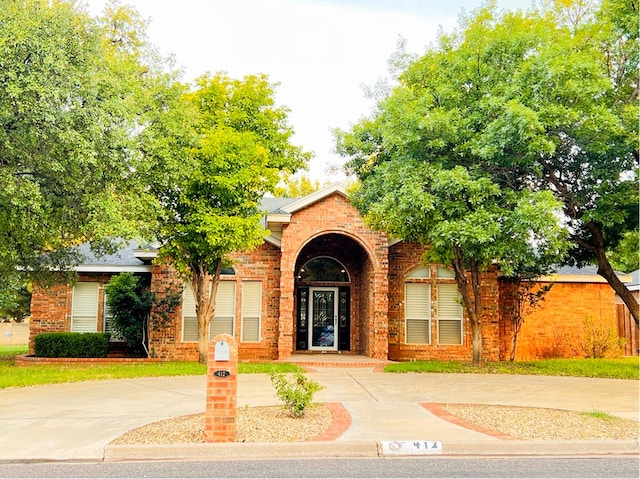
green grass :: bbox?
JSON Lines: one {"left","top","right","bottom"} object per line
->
{"left": 238, "top": 361, "right": 302, "bottom": 374}
{"left": 0, "top": 344, "right": 28, "bottom": 359}
{"left": 383, "top": 357, "right": 640, "bottom": 380}
{"left": 581, "top": 410, "right": 616, "bottom": 421}
{"left": 0, "top": 346, "right": 303, "bottom": 389}
{"left": 1, "top": 343, "right": 637, "bottom": 389}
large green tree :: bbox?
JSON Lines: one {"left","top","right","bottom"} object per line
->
{"left": 350, "top": 162, "right": 567, "bottom": 365}
{"left": 149, "top": 73, "right": 310, "bottom": 363}
{"left": 0, "top": 0, "right": 171, "bottom": 287}
{"left": 338, "top": 0, "right": 639, "bottom": 325}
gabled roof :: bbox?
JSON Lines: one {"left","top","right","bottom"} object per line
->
{"left": 264, "top": 182, "right": 347, "bottom": 247}
{"left": 279, "top": 182, "right": 347, "bottom": 214}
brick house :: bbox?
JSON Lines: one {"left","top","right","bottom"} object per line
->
{"left": 28, "top": 183, "right": 634, "bottom": 361}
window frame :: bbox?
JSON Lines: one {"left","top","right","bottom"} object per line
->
{"left": 71, "top": 282, "right": 100, "bottom": 333}
{"left": 403, "top": 265, "right": 463, "bottom": 346}
{"left": 241, "top": 281, "right": 262, "bottom": 343}
{"left": 404, "top": 282, "right": 431, "bottom": 344}
{"left": 436, "top": 283, "right": 463, "bottom": 345}
{"left": 181, "top": 280, "right": 237, "bottom": 343}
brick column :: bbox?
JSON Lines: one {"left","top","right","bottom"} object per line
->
{"left": 204, "top": 334, "right": 237, "bottom": 443}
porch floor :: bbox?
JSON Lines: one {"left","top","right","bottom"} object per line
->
{"left": 279, "top": 353, "right": 393, "bottom": 369}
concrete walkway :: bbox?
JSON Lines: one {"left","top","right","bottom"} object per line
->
{"left": 0, "top": 365, "right": 637, "bottom": 462}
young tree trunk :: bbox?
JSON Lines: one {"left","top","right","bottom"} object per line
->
{"left": 452, "top": 246, "right": 484, "bottom": 366}
{"left": 510, "top": 319, "right": 523, "bottom": 362}
{"left": 192, "top": 260, "right": 222, "bottom": 364}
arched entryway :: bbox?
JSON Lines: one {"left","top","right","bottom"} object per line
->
{"left": 292, "top": 233, "right": 376, "bottom": 355}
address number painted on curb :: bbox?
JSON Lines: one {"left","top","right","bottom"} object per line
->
{"left": 381, "top": 440, "right": 443, "bottom": 456}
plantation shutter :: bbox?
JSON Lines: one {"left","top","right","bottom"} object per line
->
{"left": 405, "top": 283, "right": 430, "bottom": 344}
{"left": 182, "top": 284, "right": 198, "bottom": 342}
{"left": 241, "top": 281, "right": 261, "bottom": 342}
{"left": 71, "top": 282, "right": 99, "bottom": 333}
{"left": 210, "top": 281, "right": 235, "bottom": 339}
{"left": 438, "top": 283, "right": 462, "bottom": 344}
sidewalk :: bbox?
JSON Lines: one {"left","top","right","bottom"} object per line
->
{"left": 0, "top": 363, "right": 638, "bottom": 462}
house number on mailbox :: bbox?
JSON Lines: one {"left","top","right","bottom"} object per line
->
{"left": 213, "top": 369, "right": 230, "bottom": 378}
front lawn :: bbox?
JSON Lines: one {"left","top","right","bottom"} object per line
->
{"left": 384, "top": 357, "right": 639, "bottom": 380}
{"left": 0, "top": 345, "right": 303, "bottom": 389}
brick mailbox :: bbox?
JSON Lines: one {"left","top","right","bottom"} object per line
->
{"left": 204, "top": 333, "right": 238, "bottom": 442}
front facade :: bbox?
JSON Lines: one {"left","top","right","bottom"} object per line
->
{"left": 29, "top": 183, "right": 634, "bottom": 361}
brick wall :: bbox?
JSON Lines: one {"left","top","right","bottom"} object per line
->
{"left": 501, "top": 280, "right": 620, "bottom": 360}
{"left": 387, "top": 242, "right": 501, "bottom": 362}
{"left": 148, "top": 242, "right": 283, "bottom": 362}
{"left": 28, "top": 273, "right": 117, "bottom": 354}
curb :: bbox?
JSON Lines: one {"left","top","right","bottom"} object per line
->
{"left": 103, "top": 440, "right": 640, "bottom": 462}
{"left": 104, "top": 441, "right": 378, "bottom": 461}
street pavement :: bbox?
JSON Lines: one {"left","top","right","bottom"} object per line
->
{"left": 0, "top": 358, "right": 638, "bottom": 462}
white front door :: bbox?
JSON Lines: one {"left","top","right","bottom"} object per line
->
{"left": 309, "top": 287, "right": 338, "bottom": 351}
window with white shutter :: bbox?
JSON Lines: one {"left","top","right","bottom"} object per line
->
{"left": 241, "top": 281, "right": 261, "bottom": 342}
{"left": 437, "top": 283, "right": 463, "bottom": 345}
{"left": 182, "top": 281, "right": 236, "bottom": 342}
{"left": 182, "top": 285, "right": 198, "bottom": 342}
{"left": 405, "top": 283, "right": 431, "bottom": 344}
{"left": 210, "top": 281, "right": 235, "bottom": 338}
{"left": 71, "top": 282, "right": 99, "bottom": 333}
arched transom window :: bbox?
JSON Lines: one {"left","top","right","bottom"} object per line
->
{"left": 297, "top": 257, "right": 349, "bottom": 283}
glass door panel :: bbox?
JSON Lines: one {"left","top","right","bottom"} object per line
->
{"left": 309, "top": 288, "right": 338, "bottom": 350}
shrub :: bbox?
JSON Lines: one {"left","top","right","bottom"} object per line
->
{"left": 34, "top": 332, "right": 109, "bottom": 358}
{"left": 269, "top": 371, "right": 323, "bottom": 417}
{"left": 581, "top": 316, "right": 625, "bottom": 359}
{"left": 105, "top": 273, "right": 153, "bottom": 357}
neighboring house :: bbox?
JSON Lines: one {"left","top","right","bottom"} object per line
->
{"left": 28, "top": 183, "right": 636, "bottom": 361}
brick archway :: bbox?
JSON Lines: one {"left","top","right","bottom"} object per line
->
{"left": 278, "top": 232, "right": 388, "bottom": 359}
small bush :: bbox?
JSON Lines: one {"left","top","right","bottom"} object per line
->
{"left": 269, "top": 371, "right": 323, "bottom": 418}
{"left": 581, "top": 316, "right": 625, "bottom": 359}
{"left": 34, "top": 332, "right": 109, "bottom": 358}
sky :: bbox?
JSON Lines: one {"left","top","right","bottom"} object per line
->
{"left": 84, "top": 0, "right": 535, "bottom": 183}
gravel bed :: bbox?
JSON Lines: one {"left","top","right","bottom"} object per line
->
{"left": 443, "top": 404, "right": 639, "bottom": 441}
{"left": 111, "top": 403, "right": 638, "bottom": 445}
{"left": 111, "top": 404, "right": 332, "bottom": 444}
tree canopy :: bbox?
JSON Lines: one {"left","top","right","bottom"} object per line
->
{"left": 149, "top": 73, "right": 310, "bottom": 362}
{"left": 350, "top": 161, "right": 567, "bottom": 364}
{"left": 338, "top": 0, "right": 639, "bottom": 325}
{"left": 0, "top": 0, "right": 172, "bottom": 286}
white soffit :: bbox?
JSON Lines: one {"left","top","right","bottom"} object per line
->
{"left": 74, "top": 265, "right": 152, "bottom": 273}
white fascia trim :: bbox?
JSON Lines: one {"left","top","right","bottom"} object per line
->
{"left": 74, "top": 265, "right": 152, "bottom": 273}
{"left": 264, "top": 235, "right": 281, "bottom": 247}
{"left": 281, "top": 182, "right": 347, "bottom": 214}
{"left": 266, "top": 213, "right": 291, "bottom": 225}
